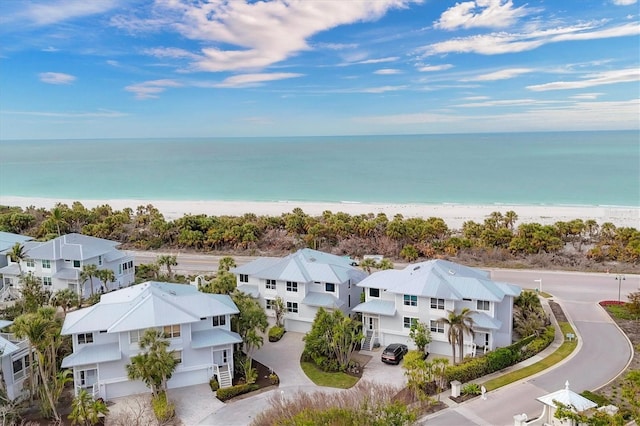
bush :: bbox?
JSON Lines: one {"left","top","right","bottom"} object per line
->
{"left": 268, "top": 326, "right": 285, "bottom": 342}
{"left": 269, "top": 373, "right": 279, "bottom": 385}
{"left": 461, "top": 383, "right": 482, "bottom": 396}
{"left": 486, "top": 348, "right": 515, "bottom": 372}
{"left": 209, "top": 377, "right": 219, "bottom": 392}
{"left": 151, "top": 391, "right": 175, "bottom": 422}
{"left": 444, "top": 357, "right": 489, "bottom": 384}
{"left": 580, "top": 390, "right": 611, "bottom": 407}
{"left": 216, "top": 384, "right": 259, "bottom": 401}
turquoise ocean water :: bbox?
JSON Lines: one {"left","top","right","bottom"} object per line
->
{"left": 0, "top": 131, "right": 638, "bottom": 207}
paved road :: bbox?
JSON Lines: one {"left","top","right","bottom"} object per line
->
{"left": 130, "top": 251, "right": 638, "bottom": 425}
{"left": 424, "top": 269, "right": 637, "bottom": 425}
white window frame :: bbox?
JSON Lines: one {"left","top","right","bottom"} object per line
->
{"left": 403, "top": 317, "right": 418, "bottom": 329}
{"left": 430, "top": 298, "right": 445, "bottom": 310}
{"left": 265, "top": 279, "right": 276, "bottom": 290}
{"left": 325, "top": 283, "right": 335, "bottom": 293}
{"left": 42, "top": 276, "right": 52, "bottom": 287}
{"left": 430, "top": 320, "right": 444, "bottom": 333}
{"left": 477, "top": 300, "right": 490, "bottom": 311}
{"left": 42, "top": 259, "right": 51, "bottom": 269}
{"left": 26, "top": 259, "right": 35, "bottom": 268}
{"left": 286, "top": 301, "right": 298, "bottom": 313}
{"left": 369, "top": 288, "right": 380, "bottom": 298}
{"left": 212, "top": 315, "right": 226, "bottom": 327}
{"left": 239, "top": 274, "right": 248, "bottom": 283}
{"left": 162, "top": 324, "right": 181, "bottom": 339}
{"left": 265, "top": 299, "right": 275, "bottom": 310}
{"left": 403, "top": 294, "right": 418, "bottom": 307}
{"left": 286, "top": 281, "right": 298, "bottom": 292}
{"left": 77, "top": 333, "right": 94, "bottom": 344}
{"left": 173, "top": 350, "right": 182, "bottom": 364}
{"left": 129, "top": 329, "right": 144, "bottom": 344}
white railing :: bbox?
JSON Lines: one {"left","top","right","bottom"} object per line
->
{"left": 76, "top": 383, "right": 100, "bottom": 399}
{"left": 0, "top": 333, "right": 29, "bottom": 350}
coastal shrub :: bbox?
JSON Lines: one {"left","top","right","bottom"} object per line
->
{"left": 461, "top": 383, "right": 482, "bottom": 396}
{"left": 216, "top": 384, "right": 259, "bottom": 401}
{"left": 268, "top": 326, "right": 285, "bottom": 342}
{"left": 209, "top": 378, "right": 219, "bottom": 392}
{"left": 269, "top": 373, "right": 279, "bottom": 385}
{"left": 486, "top": 348, "right": 515, "bottom": 372}
{"left": 444, "top": 357, "right": 489, "bottom": 384}
{"left": 522, "top": 326, "right": 555, "bottom": 357}
{"left": 151, "top": 391, "right": 175, "bottom": 422}
{"left": 580, "top": 390, "right": 611, "bottom": 407}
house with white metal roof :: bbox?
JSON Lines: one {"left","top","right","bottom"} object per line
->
{"left": 231, "top": 249, "right": 367, "bottom": 333}
{"left": 0, "top": 233, "right": 134, "bottom": 298}
{"left": 0, "top": 319, "right": 31, "bottom": 401}
{"left": 353, "top": 259, "right": 521, "bottom": 357}
{"left": 60, "top": 281, "right": 241, "bottom": 400}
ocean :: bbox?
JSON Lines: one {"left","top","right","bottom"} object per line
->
{"left": 0, "top": 131, "right": 638, "bottom": 207}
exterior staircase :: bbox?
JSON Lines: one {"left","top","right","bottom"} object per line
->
{"left": 217, "top": 365, "right": 233, "bottom": 388}
{"left": 362, "top": 329, "right": 374, "bottom": 351}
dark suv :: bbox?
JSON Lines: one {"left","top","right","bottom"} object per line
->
{"left": 381, "top": 343, "right": 408, "bottom": 365}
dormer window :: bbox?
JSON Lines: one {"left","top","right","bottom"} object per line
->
{"left": 77, "top": 333, "right": 94, "bottom": 344}
{"left": 212, "top": 315, "right": 226, "bottom": 327}
{"left": 325, "top": 283, "right": 335, "bottom": 293}
{"left": 477, "top": 300, "right": 490, "bottom": 311}
{"left": 239, "top": 274, "right": 248, "bottom": 283}
{"left": 369, "top": 288, "right": 380, "bottom": 298}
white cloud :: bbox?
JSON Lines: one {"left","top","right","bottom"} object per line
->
{"left": 39, "top": 72, "right": 76, "bottom": 84}
{"left": 435, "top": 0, "right": 530, "bottom": 30}
{"left": 467, "top": 67, "right": 533, "bottom": 81}
{"left": 374, "top": 69, "right": 402, "bottom": 75}
{"left": 4, "top": 109, "right": 127, "bottom": 118}
{"left": 612, "top": 0, "right": 637, "bottom": 5}
{"left": 25, "top": 0, "right": 120, "bottom": 26}
{"left": 569, "top": 93, "right": 603, "bottom": 100}
{"left": 418, "top": 64, "right": 454, "bottom": 72}
{"left": 359, "top": 85, "right": 407, "bottom": 93}
{"left": 143, "top": 47, "right": 201, "bottom": 60}
{"left": 315, "top": 42, "right": 358, "bottom": 50}
{"left": 213, "top": 72, "right": 303, "bottom": 88}
{"left": 527, "top": 68, "right": 640, "bottom": 91}
{"left": 42, "top": 46, "right": 59, "bottom": 52}
{"left": 117, "top": 0, "right": 419, "bottom": 72}
{"left": 125, "top": 79, "right": 182, "bottom": 99}
{"left": 455, "top": 98, "right": 551, "bottom": 107}
{"left": 339, "top": 56, "right": 400, "bottom": 66}
{"left": 422, "top": 22, "right": 640, "bottom": 56}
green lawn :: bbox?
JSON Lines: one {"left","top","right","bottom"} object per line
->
{"left": 483, "top": 321, "right": 577, "bottom": 391}
{"left": 301, "top": 362, "right": 360, "bottom": 389}
{"left": 605, "top": 304, "right": 639, "bottom": 320}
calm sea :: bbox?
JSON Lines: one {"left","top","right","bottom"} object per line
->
{"left": 0, "top": 131, "right": 638, "bottom": 207}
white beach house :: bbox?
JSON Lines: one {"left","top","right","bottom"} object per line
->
{"left": 353, "top": 259, "right": 521, "bottom": 357}
{"left": 0, "top": 233, "right": 135, "bottom": 297}
{"left": 0, "top": 319, "right": 31, "bottom": 401}
{"left": 60, "top": 281, "right": 241, "bottom": 400}
{"left": 231, "top": 248, "right": 367, "bottom": 333}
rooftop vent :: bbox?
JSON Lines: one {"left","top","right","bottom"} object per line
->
{"left": 413, "top": 266, "right": 421, "bottom": 271}
{"left": 169, "top": 290, "right": 176, "bottom": 295}
{"left": 448, "top": 269, "right": 456, "bottom": 275}
{"left": 309, "top": 257, "right": 316, "bottom": 262}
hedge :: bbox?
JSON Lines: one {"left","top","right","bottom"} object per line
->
{"left": 216, "top": 384, "right": 260, "bottom": 401}
{"left": 444, "top": 325, "right": 556, "bottom": 385}
{"left": 268, "top": 326, "right": 285, "bottom": 342}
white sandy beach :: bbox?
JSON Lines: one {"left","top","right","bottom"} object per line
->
{"left": 1, "top": 196, "right": 638, "bottom": 230}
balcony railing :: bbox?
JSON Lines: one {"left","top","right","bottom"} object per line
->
{"left": 0, "top": 333, "right": 29, "bottom": 351}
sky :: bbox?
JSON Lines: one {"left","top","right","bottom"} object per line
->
{"left": 0, "top": 0, "right": 639, "bottom": 139}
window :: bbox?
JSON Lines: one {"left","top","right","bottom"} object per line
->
{"left": 78, "top": 333, "right": 94, "bottom": 344}
{"left": 73, "top": 260, "right": 81, "bottom": 268}
{"left": 286, "top": 281, "right": 298, "bottom": 292}
{"left": 325, "top": 283, "right": 335, "bottom": 293}
{"left": 129, "top": 329, "right": 144, "bottom": 344}
{"left": 98, "top": 256, "right": 103, "bottom": 266}
{"left": 430, "top": 320, "right": 444, "bottom": 333}
{"left": 314, "top": 281, "right": 322, "bottom": 285}
{"left": 463, "top": 298, "right": 471, "bottom": 301}
{"left": 239, "top": 274, "right": 248, "bottom": 283}
{"left": 430, "top": 298, "right": 445, "bottom": 310}
{"left": 403, "top": 317, "right": 418, "bottom": 329}
{"left": 26, "top": 259, "right": 35, "bottom": 268}
{"left": 212, "top": 315, "right": 226, "bottom": 327}
{"left": 265, "top": 279, "right": 276, "bottom": 290}
{"left": 477, "top": 300, "right": 490, "bottom": 311}
{"left": 265, "top": 299, "right": 275, "bottom": 310}
{"left": 403, "top": 294, "right": 417, "bottom": 307}
{"left": 173, "top": 350, "right": 182, "bottom": 364}
{"left": 287, "top": 302, "right": 298, "bottom": 313}
{"left": 12, "top": 355, "right": 29, "bottom": 381}
{"left": 369, "top": 288, "right": 380, "bottom": 298}
{"left": 42, "top": 259, "right": 51, "bottom": 269}
{"left": 42, "top": 277, "right": 52, "bottom": 287}
{"left": 163, "top": 324, "right": 181, "bottom": 338}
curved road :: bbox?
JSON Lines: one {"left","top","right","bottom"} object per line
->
{"left": 130, "top": 251, "right": 638, "bottom": 425}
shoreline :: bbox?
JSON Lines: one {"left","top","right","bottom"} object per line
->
{"left": 1, "top": 196, "right": 638, "bottom": 229}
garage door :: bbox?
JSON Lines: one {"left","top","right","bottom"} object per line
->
{"left": 105, "top": 380, "right": 148, "bottom": 400}
{"left": 285, "top": 318, "right": 311, "bottom": 334}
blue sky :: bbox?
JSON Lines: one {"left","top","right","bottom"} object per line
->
{"left": 1, "top": 0, "right": 638, "bottom": 139}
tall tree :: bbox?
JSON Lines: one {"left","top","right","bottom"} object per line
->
{"left": 409, "top": 321, "right": 432, "bottom": 356}
{"left": 217, "top": 256, "right": 236, "bottom": 272}
{"left": 157, "top": 255, "right": 178, "bottom": 280}
{"left": 95, "top": 269, "right": 116, "bottom": 292}
{"left": 80, "top": 264, "right": 99, "bottom": 298}
{"left": 8, "top": 243, "right": 27, "bottom": 276}
{"left": 52, "top": 288, "right": 78, "bottom": 315}
{"left": 126, "top": 329, "right": 177, "bottom": 396}
{"left": 438, "top": 308, "right": 475, "bottom": 364}
{"left": 68, "top": 389, "right": 109, "bottom": 425}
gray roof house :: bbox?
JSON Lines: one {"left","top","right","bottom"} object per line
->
{"left": 61, "top": 281, "right": 241, "bottom": 400}
{"left": 0, "top": 233, "right": 135, "bottom": 298}
{"left": 231, "top": 248, "right": 367, "bottom": 333}
{"left": 353, "top": 259, "right": 521, "bottom": 357}
{"left": 0, "top": 320, "right": 31, "bottom": 401}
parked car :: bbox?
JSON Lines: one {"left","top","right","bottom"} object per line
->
{"left": 381, "top": 343, "right": 408, "bottom": 365}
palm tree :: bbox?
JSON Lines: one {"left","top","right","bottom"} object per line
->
{"left": 13, "top": 307, "right": 62, "bottom": 421}
{"left": 52, "top": 288, "right": 79, "bottom": 315}
{"left": 8, "top": 243, "right": 27, "bottom": 277}
{"left": 157, "top": 255, "right": 178, "bottom": 279}
{"left": 80, "top": 264, "right": 99, "bottom": 298}
{"left": 126, "top": 329, "right": 176, "bottom": 396}
{"left": 359, "top": 258, "right": 377, "bottom": 274}
{"left": 439, "top": 308, "right": 475, "bottom": 364}
{"left": 68, "top": 389, "right": 108, "bottom": 425}
{"left": 49, "top": 206, "right": 66, "bottom": 236}
{"left": 217, "top": 256, "right": 236, "bottom": 272}
{"left": 95, "top": 269, "right": 115, "bottom": 292}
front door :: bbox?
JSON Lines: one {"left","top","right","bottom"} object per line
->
{"left": 79, "top": 369, "right": 97, "bottom": 389}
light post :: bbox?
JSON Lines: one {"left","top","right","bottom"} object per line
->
{"left": 534, "top": 279, "right": 542, "bottom": 293}
{"left": 615, "top": 274, "right": 625, "bottom": 303}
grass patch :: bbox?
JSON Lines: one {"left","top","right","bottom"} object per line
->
{"left": 605, "top": 305, "right": 639, "bottom": 320}
{"left": 483, "top": 321, "right": 577, "bottom": 391}
{"left": 301, "top": 362, "right": 360, "bottom": 389}
{"left": 523, "top": 288, "right": 553, "bottom": 298}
